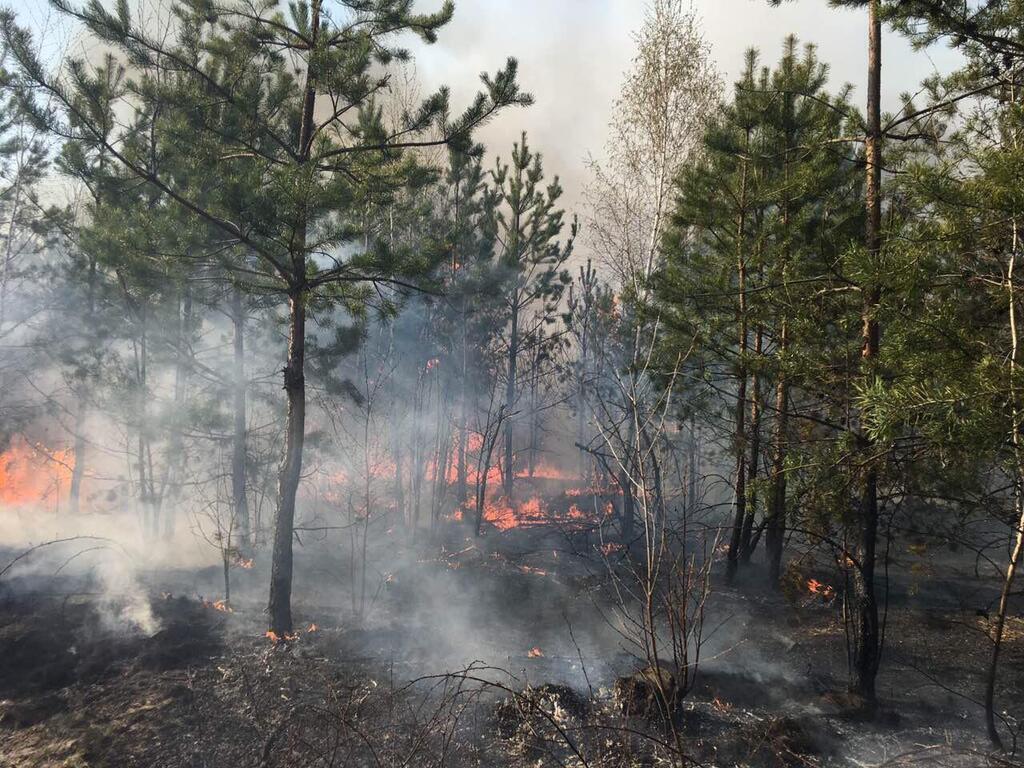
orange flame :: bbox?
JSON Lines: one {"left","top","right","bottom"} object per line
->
{"left": 806, "top": 579, "right": 835, "bottom": 600}
{"left": 201, "top": 598, "right": 232, "bottom": 613}
{"left": 265, "top": 630, "right": 298, "bottom": 644}
{"left": 306, "top": 623, "right": 318, "bottom": 633}
{"left": 0, "top": 435, "right": 74, "bottom": 508}
{"left": 527, "top": 647, "right": 544, "bottom": 658}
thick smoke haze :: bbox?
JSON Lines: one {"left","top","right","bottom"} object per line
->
{"left": 410, "top": 0, "right": 963, "bottom": 213}
{"left": 8, "top": 0, "right": 964, "bottom": 214}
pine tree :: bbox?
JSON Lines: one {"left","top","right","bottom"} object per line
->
{"left": 488, "top": 133, "right": 573, "bottom": 500}
{"left": 2, "top": 0, "right": 531, "bottom": 635}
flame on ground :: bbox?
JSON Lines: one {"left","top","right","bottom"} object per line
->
{"left": 201, "top": 598, "right": 232, "bottom": 613}
{"left": 806, "top": 579, "right": 835, "bottom": 600}
{"left": 265, "top": 630, "right": 299, "bottom": 644}
{"left": 0, "top": 435, "right": 74, "bottom": 509}
{"left": 527, "top": 647, "right": 544, "bottom": 658}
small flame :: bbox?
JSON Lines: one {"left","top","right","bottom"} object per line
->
{"left": 806, "top": 579, "right": 835, "bottom": 600}
{"left": 201, "top": 598, "right": 232, "bottom": 613}
{"left": 306, "top": 623, "right": 318, "bottom": 633}
{"left": 712, "top": 696, "right": 732, "bottom": 712}
{"left": 232, "top": 555, "right": 254, "bottom": 569}
{"left": 518, "top": 564, "right": 548, "bottom": 576}
{"left": 527, "top": 647, "right": 544, "bottom": 658}
{"left": 265, "top": 630, "right": 298, "bottom": 644}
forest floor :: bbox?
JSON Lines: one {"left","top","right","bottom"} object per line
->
{"left": 0, "top": 511, "right": 1021, "bottom": 767}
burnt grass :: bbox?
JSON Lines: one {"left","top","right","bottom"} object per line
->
{"left": 1, "top": 524, "right": 1022, "bottom": 767}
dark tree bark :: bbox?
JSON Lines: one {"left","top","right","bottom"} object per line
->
{"left": 852, "top": 0, "right": 883, "bottom": 705}
{"left": 726, "top": 138, "right": 750, "bottom": 582}
{"left": 764, "top": 322, "right": 788, "bottom": 586}
{"left": 456, "top": 302, "right": 469, "bottom": 503}
{"left": 503, "top": 297, "right": 519, "bottom": 499}
{"left": 267, "top": 1, "right": 319, "bottom": 634}
{"left": 231, "top": 287, "right": 250, "bottom": 548}
{"left": 268, "top": 289, "right": 306, "bottom": 635}
{"left": 162, "top": 284, "right": 192, "bottom": 539}
{"left": 740, "top": 325, "right": 764, "bottom": 563}
{"left": 69, "top": 256, "right": 96, "bottom": 515}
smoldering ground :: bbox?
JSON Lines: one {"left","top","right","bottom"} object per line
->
{"left": 2, "top": 481, "right": 1020, "bottom": 768}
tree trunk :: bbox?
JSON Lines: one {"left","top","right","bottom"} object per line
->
{"left": 503, "top": 299, "right": 519, "bottom": 498}
{"left": 268, "top": 290, "right": 306, "bottom": 635}
{"left": 986, "top": 492, "right": 1024, "bottom": 748}
{"left": 267, "top": 0, "right": 318, "bottom": 636}
{"left": 687, "top": 413, "right": 698, "bottom": 514}
{"left": 764, "top": 322, "right": 788, "bottom": 585}
{"left": 852, "top": 0, "right": 883, "bottom": 705}
{"left": 231, "top": 287, "right": 250, "bottom": 548}
{"left": 740, "top": 325, "right": 764, "bottom": 563}
{"left": 456, "top": 301, "right": 469, "bottom": 502}
{"left": 619, "top": 464, "right": 635, "bottom": 545}
{"left": 163, "top": 284, "right": 192, "bottom": 539}
{"left": 726, "top": 143, "right": 750, "bottom": 582}
{"left": 69, "top": 256, "right": 97, "bottom": 516}
{"left": 988, "top": 86, "right": 1024, "bottom": 751}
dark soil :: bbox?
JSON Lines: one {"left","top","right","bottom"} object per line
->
{"left": 0, "top": 522, "right": 1021, "bottom": 767}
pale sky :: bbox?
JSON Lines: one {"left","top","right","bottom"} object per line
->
{"left": 5, "top": 0, "right": 965, "bottom": 214}
{"left": 413, "top": 0, "right": 963, "bottom": 212}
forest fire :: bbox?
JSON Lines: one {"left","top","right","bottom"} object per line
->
{"left": 805, "top": 579, "right": 835, "bottom": 601}
{"left": 451, "top": 492, "right": 606, "bottom": 532}
{"left": 4, "top": 0, "right": 1024, "bottom": 764}
{"left": 265, "top": 630, "right": 299, "bottom": 644}
{"left": 201, "top": 598, "right": 233, "bottom": 613}
{"left": 0, "top": 435, "right": 74, "bottom": 509}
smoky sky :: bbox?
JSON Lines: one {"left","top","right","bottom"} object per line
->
{"left": 412, "top": 0, "right": 964, "bottom": 214}
{"left": 7, "top": 0, "right": 965, "bottom": 215}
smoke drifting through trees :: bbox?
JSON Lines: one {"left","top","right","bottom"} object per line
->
{"left": 1, "top": 1, "right": 1024, "bottom": 766}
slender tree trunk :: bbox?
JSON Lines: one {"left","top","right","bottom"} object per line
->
{"left": 503, "top": 298, "right": 519, "bottom": 498}
{"left": 986, "top": 493, "right": 1024, "bottom": 749}
{"left": 69, "top": 256, "right": 97, "bottom": 515}
{"left": 163, "top": 284, "right": 192, "bottom": 539}
{"left": 619, "top": 465, "right": 635, "bottom": 544}
{"left": 764, "top": 321, "right": 789, "bottom": 585}
{"left": 231, "top": 287, "right": 250, "bottom": 548}
{"left": 687, "top": 413, "right": 698, "bottom": 514}
{"left": 267, "top": 0, "right": 318, "bottom": 635}
{"left": 852, "top": 0, "right": 883, "bottom": 705}
{"left": 476, "top": 406, "right": 504, "bottom": 536}
{"left": 456, "top": 299, "right": 469, "bottom": 502}
{"left": 727, "top": 141, "right": 750, "bottom": 582}
{"left": 134, "top": 308, "right": 157, "bottom": 538}
{"left": 268, "top": 289, "right": 306, "bottom": 635}
{"left": 740, "top": 325, "right": 764, "bottom": 563}
{"left": 223, "top": 547, "right": 231, "bottom": 606}
{"left": 68, "top": 405, "right": 87, "bottom": 514}
{"left": 987, "top": 83, "right": 1024, "bottom": 752}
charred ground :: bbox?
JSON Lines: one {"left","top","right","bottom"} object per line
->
{"left": 1, "top": 505, "right": 1019, "bottom": 768}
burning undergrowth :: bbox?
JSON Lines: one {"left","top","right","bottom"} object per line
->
{"left": 0, "top": 479, "right": 1017, "bottom": 768}
{"left": 0, "top": 531, "right": 1018, "bottom": 767}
